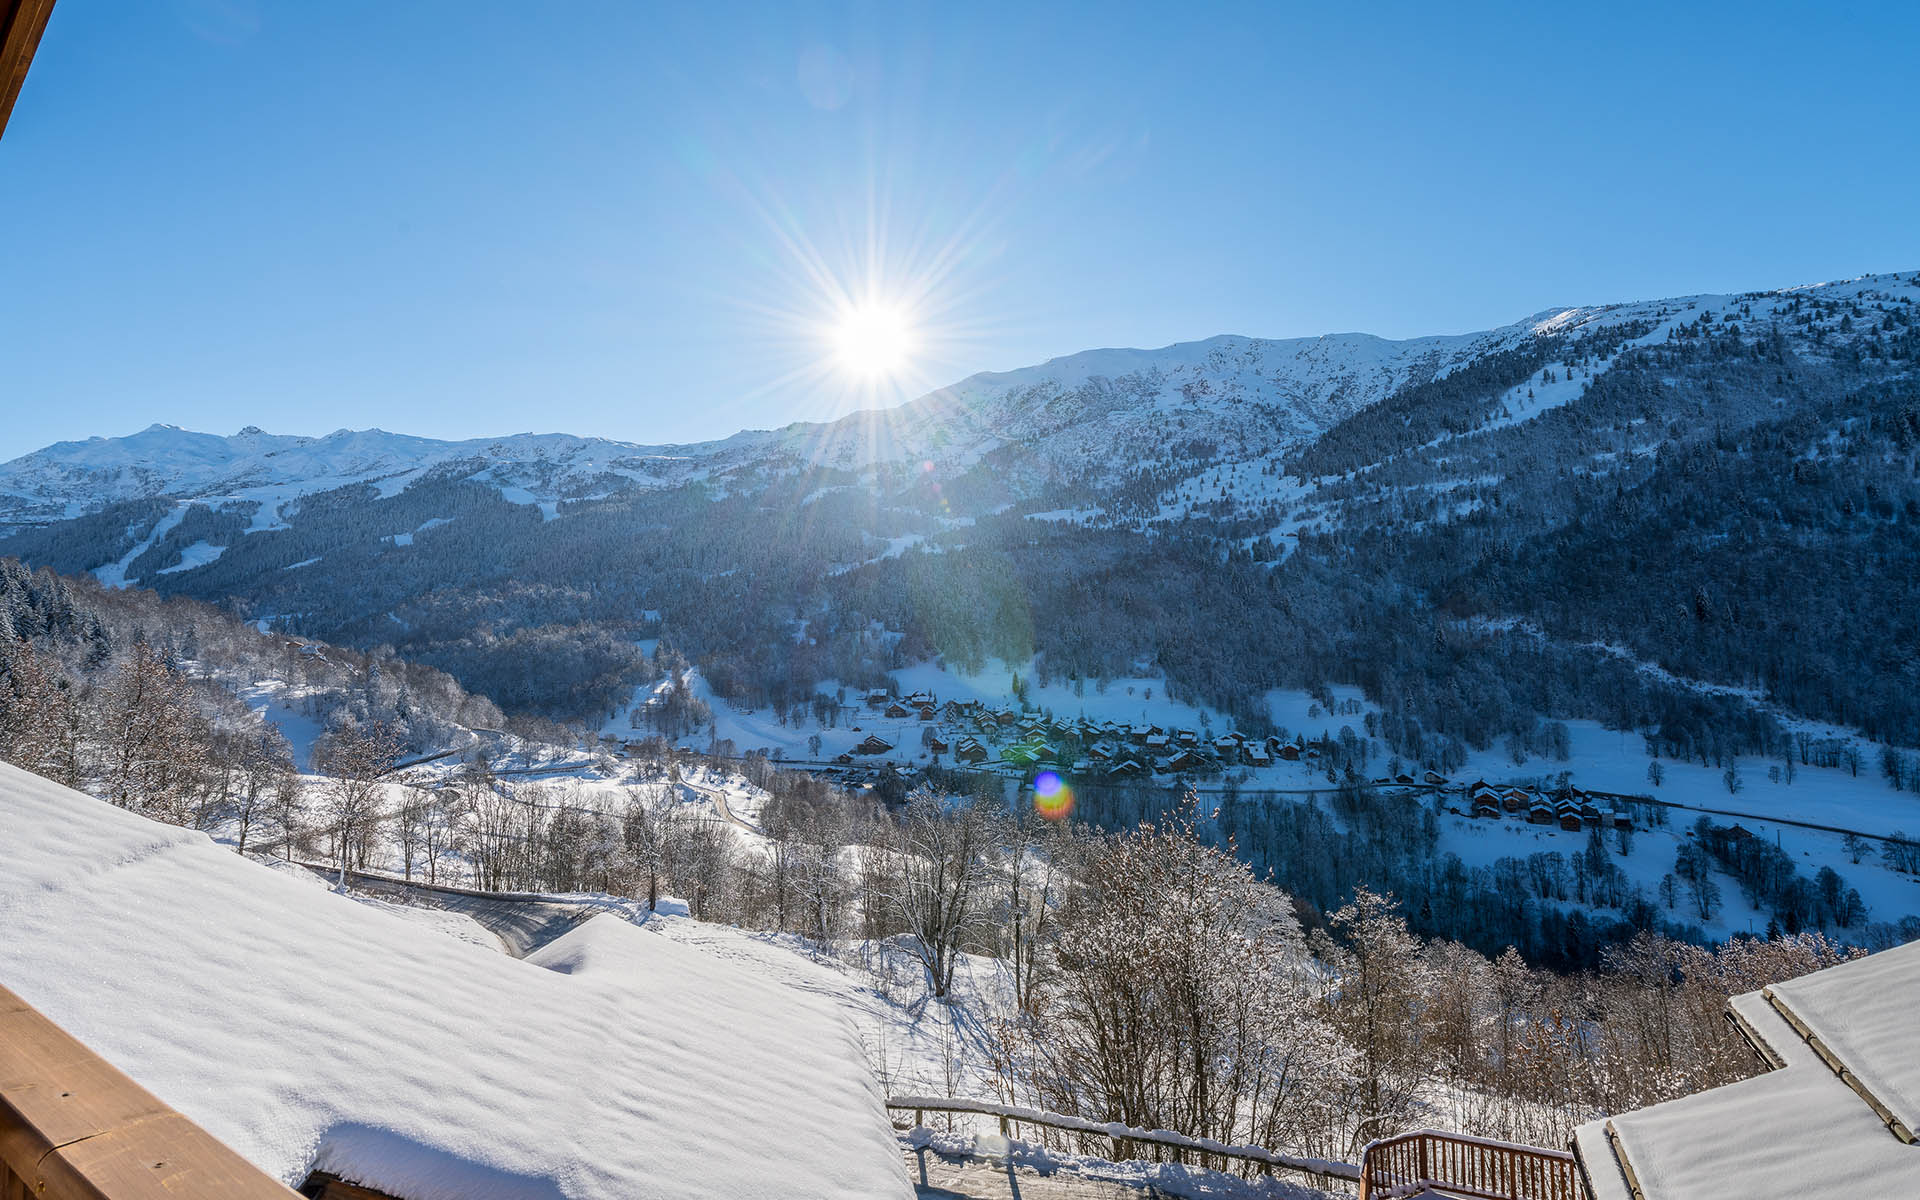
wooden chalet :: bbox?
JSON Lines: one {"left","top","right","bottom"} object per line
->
{"left": 916, "top": 704, "right": 936, "bottom": 721}
{"left": 1424, "top": 769, "right": 1448, "bottom": 786}
{"left": 1503, "top": 787, "right": 1530, "bottom": 813}
{"left": 1243, "top": 744, "right": 1271, "bottom": 767}
{"left": 953, "top": 737, "right": 989, "bottom": 765}
{"left": 883, "top": 700, "right": 913, "bottom": 718}
{"left": 926, "top": 733, "right": 950, "bottom": 754}
{"left": 1393, "top": 772, "right": 1417, "bottom": 785}
{"left": 864, "top": 687, "right": 892, "bottom": 708}
{"left": 1527, "top": 796, "right": 1556, "bottom": 825}
{"left": 1556, "top": 803, "right": 1584, "bottom": 832}
{"left": 854, "top": 734, "right": 894, "bottom": 755}
{"left": 1164, "top": 748, "right": 1205, "bottom": 773}
{"left": 1175, "top": 728, "right": 1200, "bottom": 746}
{"left": 1277, "top": 740, "right": 1301, "bottom": 761}
{"left": 1472, "top": 790, "right": 1502, "bottom": 819}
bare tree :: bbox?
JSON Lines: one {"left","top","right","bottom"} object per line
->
{"left": 1312, "top": 887, "right": 1430, "bottom": 1151}
{"left": 622, "top": 784, "right": 678, "bottom": 911}
{"left": 0, "top": 641, "right": 81, "bottom": 786}
{"left": 313, "top": 717, "right": 405, "bottom": 887}
{"left": 94, "top": 642, "right": 212, "bottom": 820}
{"left": 881, "top": 787, "right": 999, "bottom": 1000}
{"left": 230, "top": 727, "right": 294, "bottom": 858}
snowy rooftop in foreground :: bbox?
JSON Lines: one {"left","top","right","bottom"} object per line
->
{"left": 0, "top": 762, "right": 910, "bottom": 1200}
{"left": 1575, "top": 939, "right": 1920, "bottom": 1199}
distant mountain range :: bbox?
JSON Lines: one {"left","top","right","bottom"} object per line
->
{"left": 2, "top": 269, "right": 1916, "bottom": 753}
{"left": 1, "top": 277, "right": 1836, "bottom": 539}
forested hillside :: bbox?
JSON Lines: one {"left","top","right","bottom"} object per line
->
{"left": 2, "top": 272, "right": 1916, "bottom": 782}
{"left": 0, "top": 558, "right": 511, "bottom": 828}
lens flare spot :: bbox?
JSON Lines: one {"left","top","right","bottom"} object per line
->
{"left": 1032, "top": 771, "right": 1072, "bottom": 820}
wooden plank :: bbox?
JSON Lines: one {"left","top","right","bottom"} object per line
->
{"left": 0, "top": 0, "right": 56, "bottom": 140}
{"left": 0, "top": 984, "right": 298, "bottom": 1200}
{"left": 299, "top": 1171, "right": 406, "bottom": 1200}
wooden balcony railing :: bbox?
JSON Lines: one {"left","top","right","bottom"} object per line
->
{"left": 0, "top": 982, "right": 299, "bottom": 1200}
{"left": 887, "top": 1094, "right": 1362, "bottom": 1186}
{"left": 1358, "top": 1129, "right": 1579, "bottom": 1200}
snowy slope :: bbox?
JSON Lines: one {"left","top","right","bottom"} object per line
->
{"left": 7, "top": 274, "right": 1904, "bottom": 541}
{"left": 0, "top": 761, "right": 910, "bottom": 1200}
{"left": 754, "top": 327, "right": 1535, "bottom": 481}
{"left": 0, "top": 424, "right": 707, "bottom": 536}
{"left": 4, "top": 271, "right": 1911, "bottom": 539}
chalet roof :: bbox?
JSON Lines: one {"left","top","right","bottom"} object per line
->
{"left": 0, "top": 764, "right": 905, "bottom": 1200}
{"left": 1, "top": 0, "right": 55, "bottom": 142}
{"left": 1575, "top": 940, "right": 1920, "bottom": 1200}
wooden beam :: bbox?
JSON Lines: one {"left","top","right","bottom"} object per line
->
{"left": 0, "top": 983, "right": 300, "bottom": 1200}
{"left": 0, "top": 0, "right": 55, "bottom": 140}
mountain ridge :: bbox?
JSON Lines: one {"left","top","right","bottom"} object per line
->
{"left": 6, "top": 270, "right": 1912, "bottom": 537}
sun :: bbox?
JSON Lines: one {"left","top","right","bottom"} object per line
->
{"left": 832, "top": 304, "right": 916, "bottom": 378}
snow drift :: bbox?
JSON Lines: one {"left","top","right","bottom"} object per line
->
{"left": 0, "top": 761, "right": 910, "bottom": 1200}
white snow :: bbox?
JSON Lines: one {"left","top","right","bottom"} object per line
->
{"left": 1579, "top": 940, "right": 1920, "bottom": 1199}
{"left": 0, "top": 761, "right": 911, "bottom": 1200}
{"left": 1765, "top": 942, "right": 1920, "bottom": 1138}
{"left": 91, "top": 501, "right": 188, "bottom": 587}
{"left": 156, "top": 538, "right": 226, "bottom": 573}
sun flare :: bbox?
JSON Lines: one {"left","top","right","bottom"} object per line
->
{"left": 832, "top": 304, "right": 916, "bottom": 377}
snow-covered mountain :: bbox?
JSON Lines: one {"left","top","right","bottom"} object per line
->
{"left": 2, "top": 269, "right": 1913, "bottom": 542}
{"left": 0, "top": 283, "right": 1740, "bottom": 535}
{"left": 0, "top": 425, "right": 702, "bottom": 537}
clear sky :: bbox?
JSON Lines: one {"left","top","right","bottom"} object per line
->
{"left": 3, "top": 1, "right": 1917, "bottom": 461}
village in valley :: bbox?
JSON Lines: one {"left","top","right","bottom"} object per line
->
{"left": 623, "top": 671, "right": 1647, "bottom": 831}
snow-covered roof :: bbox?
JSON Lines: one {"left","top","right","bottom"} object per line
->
{"left": 0, "top": 763, "right": 909, "bottom": 1200}
{"left": 1574, "top": 939, "right": 1920, "bottom": 1199}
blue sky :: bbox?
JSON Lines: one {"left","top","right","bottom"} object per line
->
{"left": 2, "top": 1, "right": 1917, "bottom": 460}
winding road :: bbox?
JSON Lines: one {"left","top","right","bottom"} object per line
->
{"left": 297, "top": 864, "right": 597, "bottom": 957}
